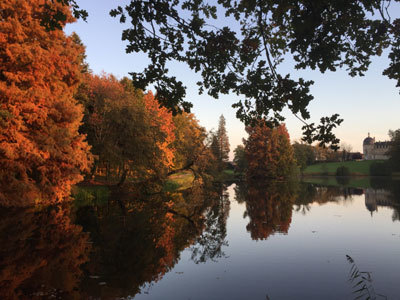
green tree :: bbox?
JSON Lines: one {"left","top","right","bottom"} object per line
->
{"left": 106, "top": 0, "right": 400, "bottom": 149}
{"left": 293, "top": 142, "right": 316, "bottom": 172}
{"left": 233, "top": 145, "right": 247, "bottom": 174}
{"left": 43, "top": 1, "right": 400, "bottom": 148}
{"left": 211, "top": 115, "right": 230, "bottom": 171}
{"left": 388, "top": 129, "right": 400, "bottom": 172}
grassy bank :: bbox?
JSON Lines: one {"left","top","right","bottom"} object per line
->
{"left": 72, "top": 169, "right": 236, "bottom": 201}
{"left": 303, "top": 160, "right": 382, "bottom": 176}
{"left": 165, "top": 169, "right": 237, "bottom": 192}
{"left": 71, "top": 185, "right": 110, "bottom": 206}
{"left": 164, "top": 171, "right": 195, "bottom": 191}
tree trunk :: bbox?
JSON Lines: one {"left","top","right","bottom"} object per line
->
{"left": 117, "top": 169, "right": 128, "bottom": 187}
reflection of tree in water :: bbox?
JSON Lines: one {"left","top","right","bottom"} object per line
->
{"left": 240, "top": 181, "right": 297, "bottom": 240}
{"left": 234, "top": 183, "right": 247, "bottom": 204}
{"left": 190, "top": 184, "right": 230, "bottom": 263}
{"left": 294, "top": 184, "right": 363, "bottom": 215}
{"left": 295, "top": 179, "right": 400, "bottom": 222}
{"left": 0, "top": 205, "right": 91, "bottom": 299}
{"left": 368, "top": 178, "right": 400, "bottom": 221}
{"left": 293, "top": 183, "right": 317, "bottom": 215}
{"left": 75, "top": 197, "right": 190, "bottom": 298}
{"left": 74, "top": 183, "right": 229, "bottom": 298}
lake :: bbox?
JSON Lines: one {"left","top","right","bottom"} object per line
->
{"left": 1, "top": 178, "right": 399, "bottom": 299}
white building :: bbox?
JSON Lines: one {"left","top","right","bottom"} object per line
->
{"left": 362, "top": 133, "right": 391, "bottom": 160}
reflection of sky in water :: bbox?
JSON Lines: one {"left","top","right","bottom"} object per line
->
{"left": 135, "top": 184, "right": 400, "bottom": 300}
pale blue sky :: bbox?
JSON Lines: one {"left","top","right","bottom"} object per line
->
{"left": 65, "top": 1, "right": 400, "bottom": 154}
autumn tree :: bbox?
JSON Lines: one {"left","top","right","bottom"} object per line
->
{"left": 78, "top": 74, "right": 175, "bottom": 185}
{"left": 244, "top": 121, "right": 295, "bottom": 179}
{"left": 171, "top": 112, "right": 208, "bottom": 170}
{"left": 0, "top": 0, "right": 92, "bottom": 206}
{"left": 211, "top": 115, "right": 230, "bottom": 171}
{"left": 143, "top": 91, "right": 175, "bottom": 178}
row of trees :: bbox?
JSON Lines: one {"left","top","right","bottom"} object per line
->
{"left": 0, "top": 0, "right": 229, "bottom": 207}
{"left": 77, "top": 73, "right": 204, "bottom": 186}
{"left": 233, "top": 124, "right": 367, "bottom": 178}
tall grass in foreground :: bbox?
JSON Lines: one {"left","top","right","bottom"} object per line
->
{"left": 346, "top": 255, "right": 386, "bottom": 300}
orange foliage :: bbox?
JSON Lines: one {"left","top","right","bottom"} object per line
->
{"left": 144, "top": 92, "right": 175, "bottom": 169}
{"left": 245, "top": 182, "right": 295, "bottom": 240}
{"left": 0, "top": 0, "right": 92, "bottom": 206}
{"left": 81, "top": 73, "right": 126, "bottom": 151}
{"left": 155, "top": 211, "right": 177, "bottom": 275}
{"left": 0, "top": 206, "right": 91, "bottom": 298}
{"left": 245, "top": 121, "right": 295, "bottom": 179}
{"left": 172, "top": 112, "right": 207, "bottom": 170}
{"left": 78, "top": 74, "right": 175, "bottom": 182}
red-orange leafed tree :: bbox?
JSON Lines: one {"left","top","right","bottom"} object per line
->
{"left": 0, "top": 0, "right": 92, "bottom": 206}
{"left": 144, "top": 92, "right": 175, "bottom": 171}
{"left": 78, "top": 75, "right": 175, "bottom": 184}
{"left": 244, "top": 182, "right": 295, "bottom": 240}
{"left": 245, "top": 121, "right": 295, "bottom": 179}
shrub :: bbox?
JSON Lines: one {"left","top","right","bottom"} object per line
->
{"left": 369, "top": 161, "right": 392, "bottom": 176}
{"left": 336, "top": 166, "right": 350, "bottom": 176}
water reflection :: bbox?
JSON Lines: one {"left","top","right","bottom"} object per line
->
{"left": 74, "top": 184, "right": 229, "bottom": 298}
{"left": 237, "top": 181, "right": 297, "bottom": 240}
{"left": 294, "top": 184, "right": 363, "bottom": 215}
{"left": 189, "top": 185, "right": 230, "bottom": 263}
{"left": 235, "top": 178, "right": 400, "bottom": 241}
{"left": 1, "top": 179, "right": 400, "bottom": 298}
{"left": 0, "top": 183, "right": 230, "bottom": 299}
{"left": 294, "top": 180, "right": 400, "bottom": 222}
{"left": 0, "top": 205, "right": 90, "bottom": 298}
{"left": 364, "top": 178, "right": 400, "bottom": 221}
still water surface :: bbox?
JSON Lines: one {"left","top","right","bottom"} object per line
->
{"left": 1, "top": 179, "right": 399, "bottom": 299}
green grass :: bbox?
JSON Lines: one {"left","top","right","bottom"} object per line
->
{"left": 223, "top": 169, "right": 234, "bottom": 176}
{"left": 214, "top": 169, "right": 237, "bottom": 183}
{"left": 165, "top": 169, "right": 236, "bottom": 191}
{"left": 72, "top": 185, "right": 110, "bottom": 206}
{"left": 303, "top": 160, "right": 382, "bottom": 176}
{"left": 165, "top": 171, "right": 195, "bottom": 191}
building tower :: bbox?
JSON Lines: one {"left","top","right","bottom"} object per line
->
{"left": 363, "top": 132, "right": 375, "bottom": 160}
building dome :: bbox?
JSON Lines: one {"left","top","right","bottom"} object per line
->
{"left": 363, "top": 133, "right": 374, "bottom": 145}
